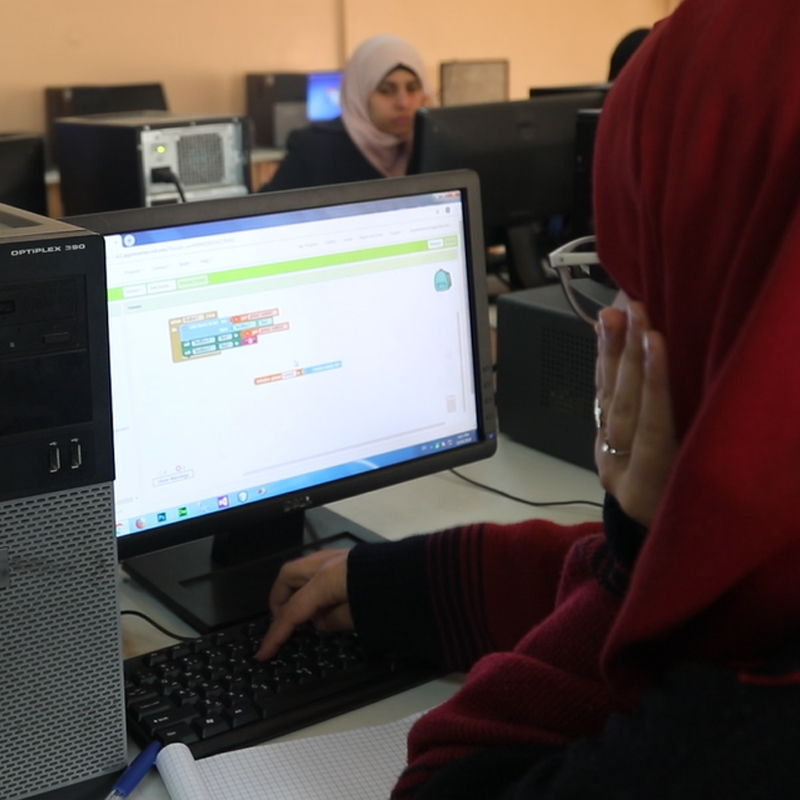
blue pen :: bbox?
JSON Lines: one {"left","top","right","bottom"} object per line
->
{"left": 104, "top": 740, "right": 162, "bottom": 800}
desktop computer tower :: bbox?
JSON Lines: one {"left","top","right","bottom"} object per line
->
{"left": 0, "top": 134, "right": 48, "bottom": 216}
{"left": 56, "top": 111, "right": 251, "bottom": 216}
{"left": 44, "top": 83, "right": 168, "bottom": 167}
{"left": 496, "top": 283, "right": 597, "bottom": 471}
{"left": 0, "top": 205, "right": 125, "bottom": 799}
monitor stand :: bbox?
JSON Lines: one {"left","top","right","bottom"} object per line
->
{"left": 122, "top": 507, "right": 386, "bottom": 634}
{"left": 504, "top": 223, "right": 551, "bottom": 289}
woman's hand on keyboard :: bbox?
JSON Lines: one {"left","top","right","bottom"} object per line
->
{"left": 256, "top": 549, "right": 353, "bottom": 661}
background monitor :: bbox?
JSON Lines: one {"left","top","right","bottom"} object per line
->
{"left": 246, "top": 72, "right": 342, "bottom": 148}
{"left": 409, "top": 91, "right": 608, "bottom": 288}
{"left": 69, "top": 169, "right": 497, "bottom": 632}
{"left": 572, "top": 107, "right": 602, "bottom": 240}
{"left": 0, "top": 134, "right": 48, "bottom": 216}
{"left": 306, "top": 71, "right": 342, "bottom": 121}
{"left": 529, "top": 82, "right": 611, "bottom": 98}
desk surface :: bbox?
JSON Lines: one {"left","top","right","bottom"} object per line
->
{"left": 123, "top": 433, "right": 603, "bottom": 799}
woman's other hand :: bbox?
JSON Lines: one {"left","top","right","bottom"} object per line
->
{"left": 256, "top": 549, "right": 352, "bottom": 661}
{"left": 595, "top": 300, "right": 678, "bottom": 528}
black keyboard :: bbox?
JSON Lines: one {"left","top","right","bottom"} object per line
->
{"left": 124, "top": 617, "right": 440, "bottom": 757}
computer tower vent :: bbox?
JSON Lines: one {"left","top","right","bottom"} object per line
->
{"left": 0, "top": 482, "right": 125, "bottom": 800}
{"left": 178, "top": 132, "right": 226, "bottom": 186}
{"left": 539, "top": 326, "right": 596, "bottom": 417}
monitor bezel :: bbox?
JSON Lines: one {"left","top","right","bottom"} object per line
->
{"left": 68, "top": 169, "right": 497, "bottom": 564}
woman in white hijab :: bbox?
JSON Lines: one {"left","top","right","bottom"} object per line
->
{"left": 262, "top": 35, "right": 431, "bottom": 191}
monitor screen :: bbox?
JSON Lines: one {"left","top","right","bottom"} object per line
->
{"left": 306, "top": 71, "right": 342, "bottom": 121}
{"left": 409, "top": 92, "right": 608, "bottom": 288}
{"left": 70, "top": 169, "right": 496, "bottom": 631}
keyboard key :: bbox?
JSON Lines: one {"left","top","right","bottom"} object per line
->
{"left": 193, "top": 713, "right": 231, "bottom": 740}
{"left": 157, "top": 722, "right": 200, "bottom": 747}
{"left": 224, "top": 703, "right": 260, "bottom": 729}
{"left": 141, "top": 705, "right": 199, "bottom": 738}
{"left": 129, "top": 696, "right": 172, "bottom": 721}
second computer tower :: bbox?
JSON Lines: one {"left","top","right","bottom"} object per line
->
{"left": 496, "top": 283, "right": 597, "bottom": 471}
{"left": 56, "top": 110, "right": 251, "bottom": 215}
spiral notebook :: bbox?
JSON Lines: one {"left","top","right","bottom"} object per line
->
{"left": 155, "top": 712, "right": 422, "bottom": 800}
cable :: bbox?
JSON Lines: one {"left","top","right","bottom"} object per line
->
{"left": 120, "top": 609, "right": 196, "bottom": 641}
{"left": 150, "top": 167, "right": 187, "bottom": 203}
{"left": 449, "top": 468, "right": 603, "bottom": 509}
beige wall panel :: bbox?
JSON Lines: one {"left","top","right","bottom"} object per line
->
{"left": 342, "top": 0, "right": 669, "bottom": 101}
{"left": 0, "top": 0, "right": 342, "bottom": 133}
{"left": 1, "top": 0, "right": 673, "bottom": 134}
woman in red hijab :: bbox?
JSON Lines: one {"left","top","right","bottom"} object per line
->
{"left": 259, "top": 0, "right": 800, "bottom": 795}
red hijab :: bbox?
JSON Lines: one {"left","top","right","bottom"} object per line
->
{"left": 392, "top": 6, "right": 800, "bottom": 794}
{"left": 595, "top": 0, "right": 800, "bottom": 683}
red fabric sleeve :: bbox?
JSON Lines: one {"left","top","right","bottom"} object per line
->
{"left": 393, "top": 531, "right": 629, "bottom": 799}
{"left": 427, "top": 520, "right": 601, "bottom": 668}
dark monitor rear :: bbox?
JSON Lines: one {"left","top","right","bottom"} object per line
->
{"left": 409, "top": 93, "right": 607, "bottom": 286}
{"left": 572, "top": 108, "right": 602, "bottom": 239}
{"left": 529, "top": 82, "right": 611, "bottom": 98}
{"left": 0, "top": 134, "right": 48, "bottom": 216}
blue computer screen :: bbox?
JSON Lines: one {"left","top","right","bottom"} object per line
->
{"left": 307, "top": 72, "right": 342, "bottom": 121}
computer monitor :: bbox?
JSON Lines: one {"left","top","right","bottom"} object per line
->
{"left": 246, "top": 72, "right": 342, "bottom": 148}
{"left": 69, "top": 169, "right": 496, "bottom": 632}
{"left": 572, "top": 108, "right": 602, "bottom": 240}
{"left": 306, "top": 71, "right": 342, "bottom": 121}
{"left": 409, "top": 92, "right": 608, "bottom": 288}
{"left": 0, "top": 134, "right": 48, "bottom": 216}
{"left": 529, "top": 82, "right": 611, "bottom": 98}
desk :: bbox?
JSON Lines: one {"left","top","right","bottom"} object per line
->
{"left": 123, "top": 433, "right": 603, "bottom": 799}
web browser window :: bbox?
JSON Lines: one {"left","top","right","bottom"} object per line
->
{"left": 105, "top": 191, "right": 478, "bottom": 535}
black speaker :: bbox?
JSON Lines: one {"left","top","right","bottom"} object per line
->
{"left": 496, "top": 283, "right": 598, "bottom": 471}
{"left": 0, "top": 204, "right": 125, "bottom": 800}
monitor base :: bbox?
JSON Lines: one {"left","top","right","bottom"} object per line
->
{"left": 122, "top": 507, "right": 386, "bottom": 633}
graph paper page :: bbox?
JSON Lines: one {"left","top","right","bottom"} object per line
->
{"left": 156, "top": 712, "right": 423, "bottom": 800}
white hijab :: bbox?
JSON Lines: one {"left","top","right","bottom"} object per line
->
{"left": 340, "top": 34, "right": 430, "bottom": 177}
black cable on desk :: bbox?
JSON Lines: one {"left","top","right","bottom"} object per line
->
{"left": 120, "top": 609, "right": 196, "bottom": 641}
{"left": 449, "top": 468, "right": 603, "bottom": 510}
